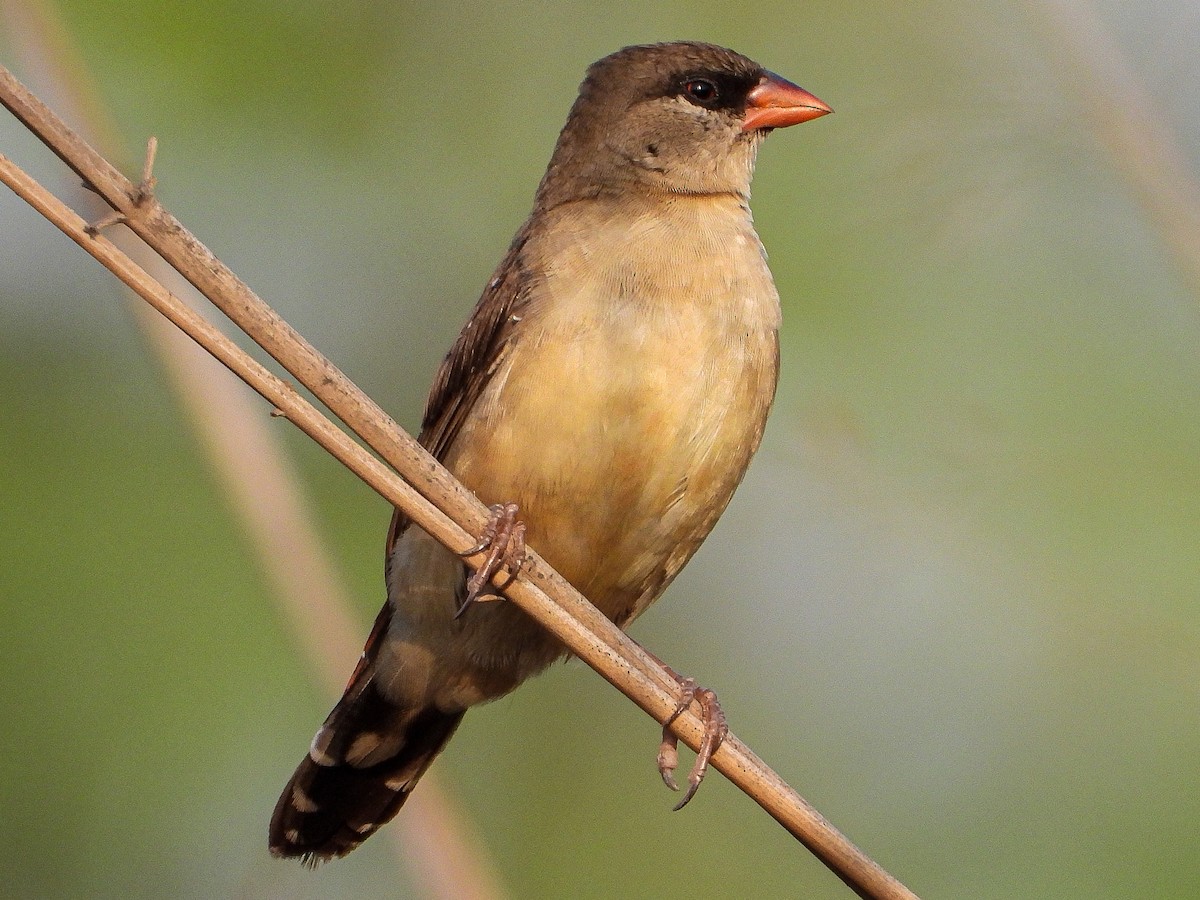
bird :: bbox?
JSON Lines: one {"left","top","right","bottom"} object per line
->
{"left": 269, "top": 40, "right": 830, "bottom": 863}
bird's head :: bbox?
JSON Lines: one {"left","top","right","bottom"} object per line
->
{"left": 537, "top": 42, "right": 831, "bottom": 206}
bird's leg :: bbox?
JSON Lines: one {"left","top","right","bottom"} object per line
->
{"left": 658, "top": 676, "right": 728, "bottom": 810}
{"left": 456, "top": 502, "right": 526, "bottom": 618}
{"left": 633, "top": 646, "right": 729, "bottom": 810}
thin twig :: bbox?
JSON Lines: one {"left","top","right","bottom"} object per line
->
{"left": 0, "top": 62, "right": 919, "bottom": 900}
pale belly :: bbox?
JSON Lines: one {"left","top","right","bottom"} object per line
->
{"left": 445, "top": 282, "right": 778, "bottom": 625}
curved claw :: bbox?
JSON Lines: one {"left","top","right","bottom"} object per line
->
{"left": 656, "top": 677, "right": 728, "bottom": 809}
{"left": 657, "top": 731, "right": 680, "bottom": 792}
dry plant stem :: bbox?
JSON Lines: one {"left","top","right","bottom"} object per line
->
{"left": 0, "top": 66, "right": 918, "bottom": 900}
{"left": 0, "top": 3, "right": 506, "bottom": 894}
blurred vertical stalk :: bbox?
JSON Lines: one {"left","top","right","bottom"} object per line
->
{"left": 0, "top": 1, "right": 507, "bottom": 897}
{"left": 1029, "top": 0, "right": 1200, "bottom": 300}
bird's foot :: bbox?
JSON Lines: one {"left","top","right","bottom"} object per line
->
{"left": 657, "top": 676, "right": 728, "bottom": 810}
{"left": 456, "top": 502, "right": 526, "bottom": 618}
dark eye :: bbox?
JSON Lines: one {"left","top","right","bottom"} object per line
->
{"left": 683, "top": 79, "right": 718, "bottom": 104}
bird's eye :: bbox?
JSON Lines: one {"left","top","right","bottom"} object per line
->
{"left": 683, "top": 79, "right": 718, "bottom": 103}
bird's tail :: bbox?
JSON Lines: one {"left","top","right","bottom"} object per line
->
{"left": 269, "top": 670, "right": 464, "bottom": 863}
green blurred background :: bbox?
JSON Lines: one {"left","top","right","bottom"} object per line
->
{"left": 2, "top": 1, "right": 1198, "bottom": 897}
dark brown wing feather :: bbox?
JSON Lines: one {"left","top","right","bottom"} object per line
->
{"left": 385, "top": 224, "right": 534, "bottom": 562}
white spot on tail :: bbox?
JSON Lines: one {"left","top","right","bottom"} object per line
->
{"left": 308, "top": 728, "right": 336, "bottom": 766}
{"left": 291, "top": 784, "right": 319, "bottom": 813}
{"left": 385, "top": 772, "right": 412, "bottom": 791}
{"left": 346, "top": 732, "right": 383, "bottom": 765}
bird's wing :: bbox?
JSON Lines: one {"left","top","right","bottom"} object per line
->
{"left": 385, "top": 225, "right": 533, "bottom": 562}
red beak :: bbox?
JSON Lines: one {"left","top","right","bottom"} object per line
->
{"left": 742, "top": 72, "right": 832, "bottom": 131}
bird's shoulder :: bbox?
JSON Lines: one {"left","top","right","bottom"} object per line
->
{"left": 418, "top": 224, "right": 534, "bottom": 461}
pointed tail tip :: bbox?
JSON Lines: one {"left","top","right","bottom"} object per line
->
{"left": 268, "top": 704, "right": 467, "bottom": 862}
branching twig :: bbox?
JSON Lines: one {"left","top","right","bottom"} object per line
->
{"left": 0, "top": 62, "right": 918, "bottom": 900}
